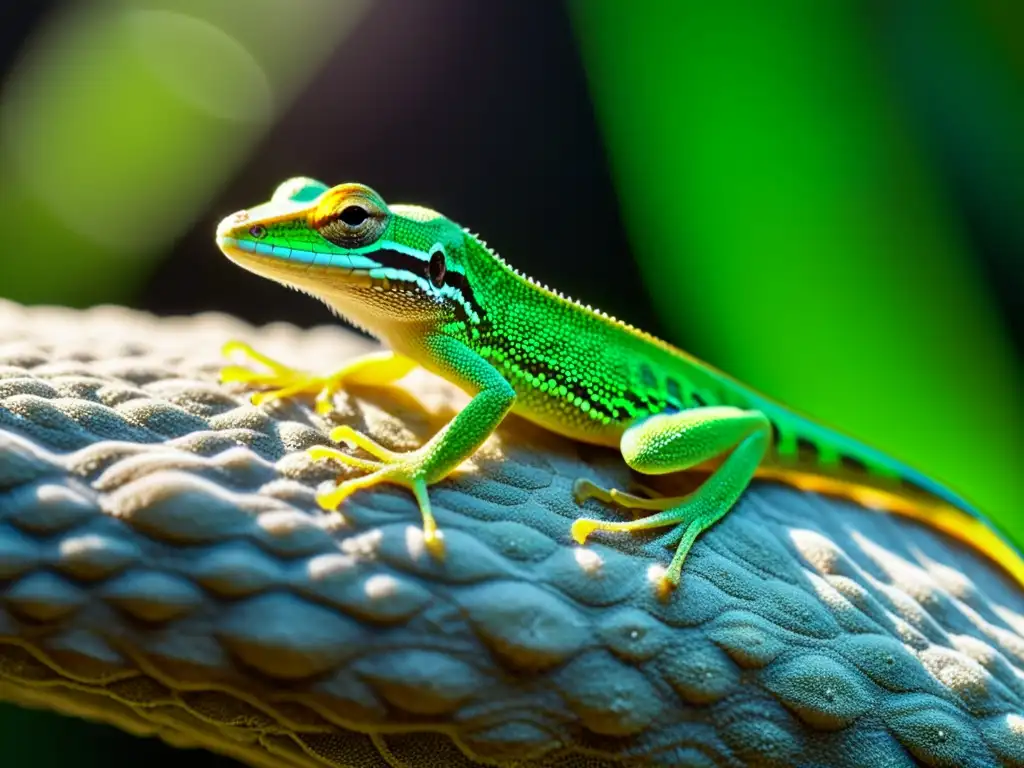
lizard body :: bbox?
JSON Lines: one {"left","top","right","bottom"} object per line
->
{"left": 215, "top": 177, "right": 1023, "bottom": 593}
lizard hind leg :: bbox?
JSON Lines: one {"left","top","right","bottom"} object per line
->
{"left": 571, "top": 407, "right": 771, "bottom": 595}
{"left": 220, "top": 341, "right": 416, "bottom": 414}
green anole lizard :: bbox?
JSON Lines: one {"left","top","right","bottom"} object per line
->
{"left": 215, "top": 177, "right": 1024, "bottom": 595}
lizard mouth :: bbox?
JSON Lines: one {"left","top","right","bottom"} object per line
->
{"left": 215, "top": 211, "right": 381, "bottom": 290}
{"left": 217, "top": 232, "right": 380, "bottom": 271}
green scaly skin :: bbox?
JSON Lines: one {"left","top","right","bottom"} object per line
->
{"left": 215, "top": 178, "right": 1023, "bottom": 595}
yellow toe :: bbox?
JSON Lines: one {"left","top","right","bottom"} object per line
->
{"left": 655, "top": 577, "right": 676, "bottom": 601}
{"left": 315, "top": 392, "right": 335, "bottom": 415}
{"left": 329, "top": 425, "right": 354, "bottom": 443}
{"left": 423, "top": 525, "right": 446, "bottom": 559}
{"left": 221, "top": 340, "right": 247, "bottom": 356}
{"left": 570, "top": 518, "right": 598, "bottom": 545}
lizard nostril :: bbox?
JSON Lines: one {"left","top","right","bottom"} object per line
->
{"left": 248, "top": 225, "right": 267, "bottom": 239}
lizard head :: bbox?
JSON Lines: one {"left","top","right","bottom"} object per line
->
{"left": 216, "top": 178, "right": 486, "bottom": 337}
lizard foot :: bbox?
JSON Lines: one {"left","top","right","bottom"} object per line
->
{"left": 570, "top": 478, "right": 708, "bottom": 597}
{"left": 220, "top": 340, "right": 343, "bottom": 414}
{"left": 308, "top": 426, "right": 445, "bottom": 558}
{"left": 220, "top": 342, "right": 415, "bottom": 415}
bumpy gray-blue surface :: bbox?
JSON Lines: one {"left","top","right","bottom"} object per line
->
{"left": 0, "top": 299, "right": 1021, "bottom": 768}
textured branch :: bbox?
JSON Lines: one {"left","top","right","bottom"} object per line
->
{"left": 0, "top": 299, "right": 1021, "bottom": 768}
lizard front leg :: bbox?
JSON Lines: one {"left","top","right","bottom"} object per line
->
{"left": 220, "top": 341, "right": 416, "bottom": 414}
{"left": 308, "top": 336, "right": 515, "bottom": 557}
{"left": 572, "top": 407, "right": 771, "bottom": 596}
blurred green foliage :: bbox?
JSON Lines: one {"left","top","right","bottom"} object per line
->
{"left": 0, "top": 0, "right": 368, "bottom": 305}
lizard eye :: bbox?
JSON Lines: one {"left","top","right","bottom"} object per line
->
{"left": 339, "top": 205, "right": 369, "bottom": 227}
{"left": 312, "top": 184, "right": 389, "bottom": 248}
{"left": 428, "top": 250, "right": 446, "bottom": 288}
{"left": 248, "top": 225, "right": 266, "bottom": 239}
